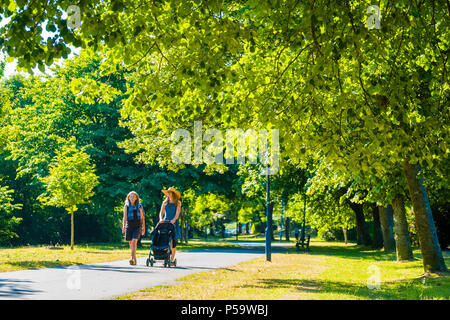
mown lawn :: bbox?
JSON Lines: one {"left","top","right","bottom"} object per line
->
{"left": 0, "top": 239, "right": 238, "bottom": 272}
{"left": 117, "top": 240, "right": 450, "bottom": 300}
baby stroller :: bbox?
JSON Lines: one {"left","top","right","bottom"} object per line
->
{"left": 146, "top": 222, "right": 177, "bottom": 267}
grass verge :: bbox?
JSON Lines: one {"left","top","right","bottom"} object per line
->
{"left": 117, "top": 240, "right": 450, "bottom": 300}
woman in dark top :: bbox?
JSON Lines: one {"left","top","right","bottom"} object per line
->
{"left": 159, "top": 187, "right": 181, "bottom": 264}
{"left": 122, "top": 191, "right": 145, "bottom": 265}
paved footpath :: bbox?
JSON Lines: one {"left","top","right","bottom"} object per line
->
{"left": 0, "top": 242, "right": 291, "bottom": 300}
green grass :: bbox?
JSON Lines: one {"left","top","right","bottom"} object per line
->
{"left": 117, "top": 240, "right": 450, "bottom": 300}
{"left": 3, "top": 238, "right": 449, "bottom": 299}
{"left": 0, "top": 238, "right": 239, "bottom": 272}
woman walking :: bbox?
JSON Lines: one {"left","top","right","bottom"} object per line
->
{"left": 122, "top": 191, "right": 145, "bottom": 265}
{"left": 159, "top": 187, "right": 181, "bottom": 264}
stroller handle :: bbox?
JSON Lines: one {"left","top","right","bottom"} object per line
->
{"left": 156, "top": 220, "right": 172, "bottom": 226}
{"left": 154, "top": 220, "right": 174, "bottom": 231}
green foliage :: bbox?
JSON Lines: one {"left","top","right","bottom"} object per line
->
{"left": 38, "top": 138, "right": 99, "bottom": 213}
{"left": 1, "top": 1, "right": 448, "bottom": 177}
{"left": 0, "top": 52, "right": 159, "bottom": 244}
{"left": 0, "top": 59, "right": 4, "bottom": 78}
{"left": 190, "top": 193, "right": 231, "bottom": 230}
{"left": 0, "top": 183, "right": 22, "bottom": 244}
{"left": 285, "top": 188, "right": 355, "bottom": 235}
{"left": 237, "top": 205, "right": 254, "bottom": 225}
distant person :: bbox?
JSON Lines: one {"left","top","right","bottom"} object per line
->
{"left": 159, "top": 187, "right": 181, "bottom": 264}
{"left": 122, "top": 191, "right": 145, "bottom": 265}
{"left": 294, "top": 226, "right": 300, "bottom": 242}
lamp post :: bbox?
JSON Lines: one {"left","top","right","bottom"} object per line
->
{"left": 236, "top": 209, "right": 238, "bottom": 241}
{"left": 265, "top": 164, "right": 272, "bottom": 262}
{"left": 280, "top": 198, "right": 284, "bottom": 243}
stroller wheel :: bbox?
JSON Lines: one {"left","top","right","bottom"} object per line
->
{"left": 146, "top": 258, "right": 150, "bottom": 267}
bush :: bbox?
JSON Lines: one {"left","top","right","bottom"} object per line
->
{"left": 318, "top": 229, "right": 334, "bottom": 241}
{"left": 318, "top": 227, "right": 357, "bottom": 242}
{"left": 251, "top": 222, "right": 261, "bottom": 234}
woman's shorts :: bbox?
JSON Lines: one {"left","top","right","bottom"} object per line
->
{"left": 126, "top": 224, "right": 141, "bottom": 241}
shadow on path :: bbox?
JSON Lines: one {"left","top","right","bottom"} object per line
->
{"left": 143, "top": 265, "right": 217, "bottom": 271}
{"left": 78, "top": 264, "right": 154, "bottom": 273}
{"left": 0, "top": 279, "right": 42, "bottom": 298}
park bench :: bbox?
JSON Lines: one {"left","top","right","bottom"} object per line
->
{"left": 296, "top": 235, "right": 310, "bottom": 252}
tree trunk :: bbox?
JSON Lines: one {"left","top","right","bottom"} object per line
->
{"left": 222, "top": 221, "right": 226, "bottom": 238}
{"left": 379, "top": 206, "right": 396, "bottom": 252}
{"left": 403, "top": 161, "right": 447, "bottom": 272}
{"left": 372, "top": 203, "right": 384, "bottom": 249}
{"left": 285, "top": 217, "right": 290, "bottom": 241}
{"left": 392, "top": 194, "right": 414, "bottom": 261}
{"left": 210, "top": 222, "right": 215, "bottom": 237}
{"left": 348, "top": 201, "right": 372, "bottom": 246}
{"left": 184, "top": 223, "right": 189, "bottom": 244}
{"left": 258, "top": 212, "right": 265, "bottom": 233}
{"left": 180, "top": 216, "right": 184, "bottom": 244}
{"left": 70, "top": 209, "right": 74, "bottom": 250}
{"left": 342, "top": 227, "right": 348, "bottom": 244}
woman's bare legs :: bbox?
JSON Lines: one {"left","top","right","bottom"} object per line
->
{"left": 128, "top": 240, "right": 133, "bottom": 263}
{"left": 171, "top": 247, "right": 176, "bottom": 262}
{"left": 132, "top": 239, "right": 138, "bottom": 263}
{"left": 128, "top": 240, "right": 133, "bottom": 264}
{"left": 129, "top": 239, "right": 138, "bottom": 264}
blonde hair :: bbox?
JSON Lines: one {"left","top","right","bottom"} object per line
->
{"left": 125, "top": 191, "right": 140, "bottom": 206}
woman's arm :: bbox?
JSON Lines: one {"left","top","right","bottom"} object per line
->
{"left": 122, "top": 205, "right": 127, "bottom": 233}
{"left": 171, "top": 201, "right": 181, "bottom": 224}
{"left": 140, "top": 206, "right": 145, "bottom": 235}
{"left": 159, "top": 201, "right": 166, "bottom": 222}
